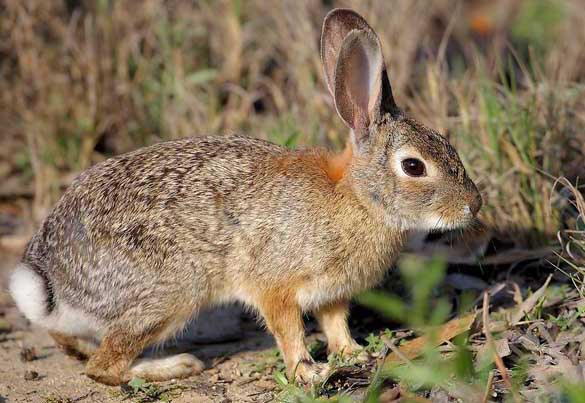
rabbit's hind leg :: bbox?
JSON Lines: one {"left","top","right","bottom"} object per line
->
{"left": 85, "top": 324, "right": 165, "bottom": 385}
{"left": 49, "top": 330, "right": 96, "bottom": 361}
{"left": 85, "top": 313, "right": 204, "bottom": 385}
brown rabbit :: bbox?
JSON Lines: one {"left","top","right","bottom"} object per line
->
{"left": 9, "top": 8, "right": 481, "bottom": 385}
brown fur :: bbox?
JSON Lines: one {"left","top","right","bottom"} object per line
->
{"left": 50, "top": 331, "right": 95, "bottom": 361}
{"left": 256, "top": 288, "right": 310, "bottom": 377}
{"left": 86, "top": 324, "right": 166, "bottom": 386}
{"left": 314, "top": 300, "right": 360, "bottom": 355}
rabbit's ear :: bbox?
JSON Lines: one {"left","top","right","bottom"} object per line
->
{"left": 333, "top": 29, "right": 392, "bottom": 142}
{"left": 321, "top": 9, "right": 375, "bottom": 96}
{"left": 321, "top": 9, "right": 398, "bottom": 144}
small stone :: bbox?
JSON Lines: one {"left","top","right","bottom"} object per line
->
{"left": 255, "top": 379, "right": 276, "bottom": 391}
{"left": 0, "top": 318, "right": 12, "bottom": 333}
{"left": 255, "top": 393, "right": 274, "bottom": 403}
{"left": 20, "top": 346, "right": 37, "bottom": 362}
{"left": 24, "top": 370, "right": 39, "bottom": 381}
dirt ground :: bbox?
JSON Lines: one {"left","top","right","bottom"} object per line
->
{"left": 0, "top": 249, "right": 298, "bottom": 403}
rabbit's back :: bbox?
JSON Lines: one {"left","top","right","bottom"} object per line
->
{"left": 22, "top": 135, "right": 304, "bottom": 322}
{"left": 19, "top": 133, "right": 400, "bottom": 329}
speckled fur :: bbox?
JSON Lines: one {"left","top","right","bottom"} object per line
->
{"left": 11, "top": 9, "right": 481, "bottom": 385}
{"left": 25, "top": 134, "right": 405, "bottom": 318}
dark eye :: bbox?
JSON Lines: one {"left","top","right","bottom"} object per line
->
{"left": 401, "top": 158, "right": 426, "bottom": 177}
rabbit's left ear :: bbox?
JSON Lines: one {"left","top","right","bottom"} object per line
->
{"left": 321, "top": 9, "right": 375, "bottom": 96}
{"left": 333, "top": 29, "right": 385, "bottom": 135}
{"left": 321, "top": 9, "right": 399, "bottom": 139}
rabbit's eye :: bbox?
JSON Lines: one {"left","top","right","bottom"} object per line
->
{"left": 401, "top": 158, "right": 426, "bottom": 177}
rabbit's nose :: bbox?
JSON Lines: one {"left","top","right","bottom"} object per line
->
{"left": 469, "top": 192, "right": 482, "bottom": 216}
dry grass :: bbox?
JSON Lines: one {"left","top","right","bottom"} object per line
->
{"left": 1, "top": 0, "right": 583, "bottom": 241}
{"left": 554, "top": 178, "right": 585, "bottom": 296}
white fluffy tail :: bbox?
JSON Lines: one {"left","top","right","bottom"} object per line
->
{"left": 9, "top": 263, "right": 103, "bottom": 338}
{"left": 130, "top": 353, "right": 204, "bottom": 381}
{"left": 9, "top": 263, "right": 49, "bottom": 324}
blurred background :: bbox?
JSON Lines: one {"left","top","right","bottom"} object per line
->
{"left": 0, "top": 1, "right": 584, "bottom": 400}
{"left": 0, "top": 0, "right": 584, "bottom": 250}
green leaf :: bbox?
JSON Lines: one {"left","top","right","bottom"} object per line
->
{"left": 186, "top": 69, "right": 218, "bottom": 85}
{"left": 127, "top": 376, "right": 146, "bottom": 392}
{"left": 273, "top": 370, "right": 289, "bottom": 387}
{"left": 357, "top": 291, "right": 406, "bottom": 321}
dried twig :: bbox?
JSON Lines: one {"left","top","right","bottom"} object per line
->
{"left": 482, "top": 370, "right": 494, "bottom": 403}
{"left": 482, "top": 292, "right": 518, "bottom": 402}
{"left": 510, "top": 275, "right": 552, "bottom": 325}
{"left": 380, "top": 334, "right": 413, "bottom": 367}
{"left": 383, "top": 312, "right": 476, "bottom": 365}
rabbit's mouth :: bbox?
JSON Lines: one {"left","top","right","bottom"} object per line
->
{"left": 417, "top": 212, "right": 476, "bottom": 233}
{"left": 390, "top": 213, "right": 473, "bottom": 234}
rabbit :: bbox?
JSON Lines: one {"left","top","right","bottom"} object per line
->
{"left": 9, "top": 8, "right": 482, "bottom": 386}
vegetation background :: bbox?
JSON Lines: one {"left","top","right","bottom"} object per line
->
{"left": 0, "top": 0, "right": 584, "bottom": 402}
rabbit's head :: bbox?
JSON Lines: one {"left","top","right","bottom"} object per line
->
{"left": 322, "top": 9, "right": 482, "bottom": 232}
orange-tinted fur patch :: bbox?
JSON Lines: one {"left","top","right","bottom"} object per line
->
{"left": 277, "top": 142, "right": 352, "bottom": 184}
{"left": 255, "top": 287, "right": 308, "bottom": 370}
{"left": 326, "top": 142, "right": 353, "bottom": 182}
{"left": 324, "top": 142, "right": 353, "bottom": 182}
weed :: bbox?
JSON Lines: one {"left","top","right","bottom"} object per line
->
{"left": 358, "top": 257, "right": 489, "bottom": 400}
{"left": 547, "top": 305, "right": 585, "bottom": 331}
{"left": 119, "top": 377, "right": 184, "bottom": 403}
{"left": 246, "top": 348, "right": 286, "bottom": 375}
{"left": 363, "top": 329, "right": 392, "bottom": 354}
{"left": 273, "top": 370, "right": 353, "bottom": 403}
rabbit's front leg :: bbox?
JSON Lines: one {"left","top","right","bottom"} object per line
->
{"left": 315, "top": 300, "right": 367, "bottom": 360}
{"left": 257, "top": 292, "right": 329, "bottom": 384}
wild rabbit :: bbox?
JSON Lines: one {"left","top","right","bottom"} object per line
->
{"left": 10, "top": 8, "right": 481, "bottom": 385}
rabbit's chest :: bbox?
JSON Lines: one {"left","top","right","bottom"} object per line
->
{"left": 295, "top": 242, "right": 400, "bottom": 311}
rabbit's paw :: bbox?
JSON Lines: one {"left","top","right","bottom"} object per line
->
{"left": 293, "top": 360, "right": 330, "bottom": 384}
{"left": 85, "top": 361, "right": 129, "bottom": 386}
{"left": 50, "top": 331, "right": 96, "bottom": 361}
